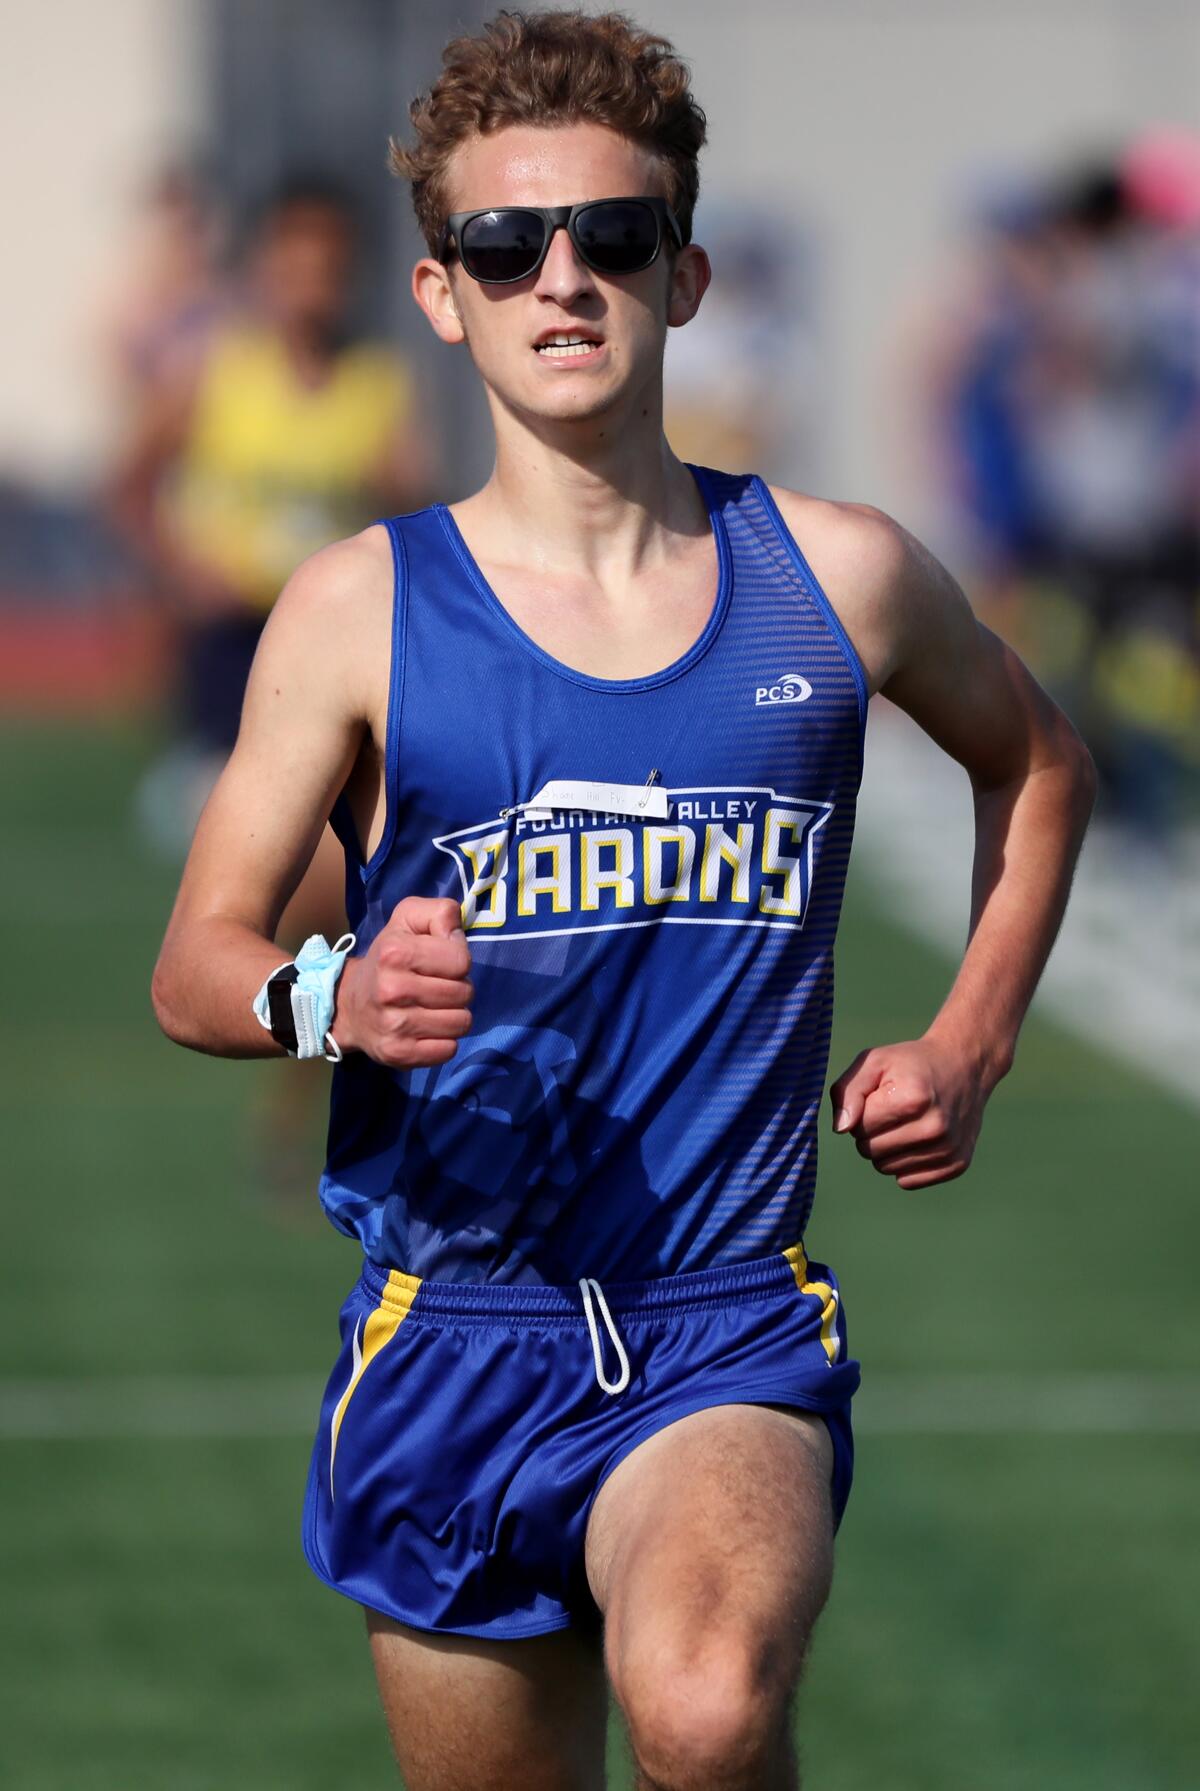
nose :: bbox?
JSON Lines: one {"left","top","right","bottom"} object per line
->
{"left": 533, "top": 222, "right": 596, "bottom": 305}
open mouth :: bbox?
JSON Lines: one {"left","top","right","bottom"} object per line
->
{"left": 534, "top": 333, "right": 605, "bottom": 358}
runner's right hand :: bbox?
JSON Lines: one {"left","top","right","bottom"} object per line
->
{"left": 330, "top": 896, "right": 473, "bottom": 1067}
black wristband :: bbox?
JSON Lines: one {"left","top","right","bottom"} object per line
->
{"left": 265, "top": 964, "right": 300, "bottom": 1055}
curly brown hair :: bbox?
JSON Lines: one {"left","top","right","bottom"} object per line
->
{"left": 388, "top": 8, "right": 707, "bottom": 257}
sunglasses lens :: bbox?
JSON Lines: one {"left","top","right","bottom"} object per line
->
{"left": 459, "top": 209, "right": 546, "bottom": 282}
{"left": 574, "top": 201, "right": 660, "bottom": 273}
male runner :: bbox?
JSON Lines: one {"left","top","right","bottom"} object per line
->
{"left": 151, "top": 11, "right": 1097, "bottom": 1789}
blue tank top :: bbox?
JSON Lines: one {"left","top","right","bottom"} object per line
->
{"left": 321, "top": 463, "right": 868, "bottom": 1284}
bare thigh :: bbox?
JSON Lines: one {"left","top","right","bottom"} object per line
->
{"left": 366, "top": 1610, "right": 609, "bottom": 1791}
{"left": 584, "top": 1404, "right": 837, "bottom": 1789}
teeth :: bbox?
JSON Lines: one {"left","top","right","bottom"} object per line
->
{"left": 537, "top": 338, "right": 599, "bottom": 356}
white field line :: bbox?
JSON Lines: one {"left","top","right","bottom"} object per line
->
{"left": 0, "top": 1373, "right": 1197, "bottom": 1439}
{"left": 854, "top": 707, "right": 1200, "bottom": 1108}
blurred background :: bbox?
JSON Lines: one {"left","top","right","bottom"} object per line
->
{"left": 1, "top": 2, "right": 1196, "bottom": 1786}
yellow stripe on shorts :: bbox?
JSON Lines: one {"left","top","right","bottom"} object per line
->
{"left": 782, "top": 1243, "right": 839, "bottom": 1366}
{"left": 329, "top": 1269, "right": 422, "bottom": 1498}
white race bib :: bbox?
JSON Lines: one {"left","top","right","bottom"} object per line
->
{"left": 515, "top": 778, "right": 669, "bottom": 822}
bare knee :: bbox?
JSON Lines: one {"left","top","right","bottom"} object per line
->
{"left": 613, "top": 1633, "right": 796, "bottom": 1790}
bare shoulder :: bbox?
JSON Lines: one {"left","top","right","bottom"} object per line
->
{"left": 763, "top": 484, "right": 927, "bottom": 697}
{"left": 253, "top": 522, "right": 395, "bottom": 724}
{"left": 767, "top": 483, "right": 1083, "bottom": 786}
{"left": 267, "top": 522, "right": 394, "bottom": 632}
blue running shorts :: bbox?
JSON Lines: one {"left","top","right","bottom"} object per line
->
{"left": 303, "top": 1240, "right": 860, "bottom": 1640}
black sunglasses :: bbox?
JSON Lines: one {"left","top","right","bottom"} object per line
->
{"left": 438, "top": 196, "right": 685, "bottom": 285}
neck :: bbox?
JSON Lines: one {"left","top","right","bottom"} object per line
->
{"left": 277, "top": 317, "right": 339, "bottom": 381}
{"left": 466, "top": 375, "right": 704, "bottom": 579}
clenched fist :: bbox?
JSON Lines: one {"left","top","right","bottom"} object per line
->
{"left": 330, "top": 896, "right": 473, "bottom": 1069}
{"left": 829, "top": 1034, "right": 995, "bottom": 1190}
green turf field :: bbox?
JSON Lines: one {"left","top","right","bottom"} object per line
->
{"left": 2, "top": 716, "right": 1196, "bottom": 1789}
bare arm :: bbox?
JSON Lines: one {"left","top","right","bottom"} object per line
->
{"left": 787, "top": 500, "right": 1097, "bottom": 1187}
{"left": 876, "top": 513, "right": 1096, "bottom": 1079}
{"left": 150, "top": 528, "right": 473, "bottom": 1065}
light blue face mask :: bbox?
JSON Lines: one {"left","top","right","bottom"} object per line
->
{"left": 252, "top": 931, "right": 357, "bottom": 1062}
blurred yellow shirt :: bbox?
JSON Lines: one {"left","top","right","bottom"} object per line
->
{"left": 164, "top": 323, "right": 413, "bottom": 609}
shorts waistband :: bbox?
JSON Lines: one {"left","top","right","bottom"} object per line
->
{"left": 360, "top": 1242, "right": 812, "bottom": 1321}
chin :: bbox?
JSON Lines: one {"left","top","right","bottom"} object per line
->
{"left": 538, "top": 394, "right": 618, "bottom": 424}
{"left": 519, "top": 376, "right": 625, "bottom": 426}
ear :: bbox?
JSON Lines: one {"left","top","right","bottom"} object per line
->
{"left": 411, "top": 256, "right": 466, "bottom": 345}
{"left": 666, "top": 242, "right": 712, "bottom": 329}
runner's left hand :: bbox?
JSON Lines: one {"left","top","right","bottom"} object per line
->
{"left": 828, "top": 1035, "right": 989, "bottom": 1189}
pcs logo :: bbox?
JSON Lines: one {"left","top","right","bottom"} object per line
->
{"left": 755, "top": 672, "right": 812, "bottom": 707}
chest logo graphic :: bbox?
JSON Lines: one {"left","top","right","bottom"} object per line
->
{"left": 433, "top": 784, "right": 832, "bottom": 943}
{"left": 755, "top": 673, "right": 812, "bottom": 706}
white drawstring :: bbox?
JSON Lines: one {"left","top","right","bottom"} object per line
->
{"left": 578, "top": 1277, "right": 631, "bottom": 1395}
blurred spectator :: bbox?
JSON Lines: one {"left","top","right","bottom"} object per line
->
{"left": 0, "top": 164, "right": 230, "bottom": 698}
{"left": 665, "top": 204, "right": 816, "bottom": 479}
{"left": 901, "top": 138, "right": 1200, "bottom": 847}
{"left": 922, "top": 174, "right": 1061, "bottom": 591}
{"left": 110, "top": 172, "right": 436, "bottom": 866}
{"left": 1025, "top": 161, "right": 1198, "bottom": 835}
{"left": 98, "top": 162, "right": 232, "bottom": 410}
{"left": 108, "top": 172, "right": 439, "bottom": 1210}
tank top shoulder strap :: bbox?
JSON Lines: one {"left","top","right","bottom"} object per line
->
{"left": 710, "top": 466, "right": 869, "bottom": 729}
{"left": 327, "top": 506, "right": 434, "bottom": 880}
